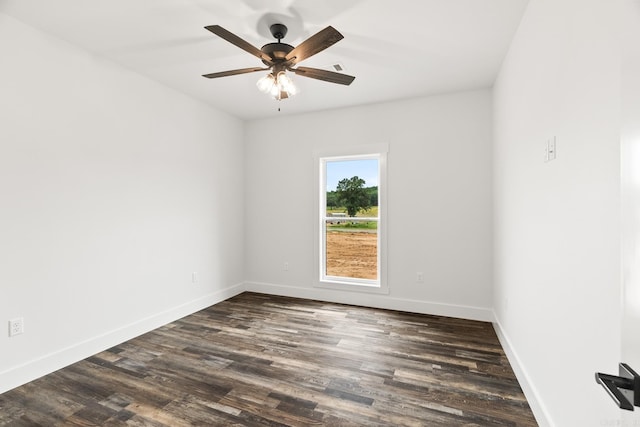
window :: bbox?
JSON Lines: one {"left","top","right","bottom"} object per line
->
{"left": 314, "top": 145, "right": 388, "bottom": 294}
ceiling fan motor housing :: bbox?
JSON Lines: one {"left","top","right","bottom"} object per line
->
{"left": 261, "top": 42, "right": 294, "bottom": 65}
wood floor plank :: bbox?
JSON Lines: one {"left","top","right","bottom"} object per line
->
{"left": 0, "top": 292, "right": 538, "bottom": 426}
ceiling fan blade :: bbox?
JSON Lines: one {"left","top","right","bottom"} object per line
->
{"left": 202, "top": 67, "right": 269, "bottom": 79}
{"left": 205, "top": 25, "right": 272, "bottom": 64}
{"left": 285, "top": 26, "right": 344, "bottom": 64}
{"left": 291, "top": 67, "right": 355, "bottom": 85}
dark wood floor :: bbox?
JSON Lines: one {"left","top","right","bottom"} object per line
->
{"left": 0, "top": 292, "right": 537, "bottom": 426}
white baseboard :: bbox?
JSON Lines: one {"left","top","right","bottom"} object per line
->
{"left": 0, "top": 282, "right": 245, "bottom": 394}
{"left": 244, "top": 281, "right": 493, "bottom": 322}
{"left": 492, "top": 316, "right": 553, "bottom": 427}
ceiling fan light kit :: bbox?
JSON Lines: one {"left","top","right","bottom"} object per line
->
{"left": 256, "top": 72, "right": 297, "bottom": 100}
{"left": 203, "top": 22, "right": 355, "bottom": 102}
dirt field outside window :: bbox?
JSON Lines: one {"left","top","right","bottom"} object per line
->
{"left": 325, "top": 230, "right": 377, "bottom": 280}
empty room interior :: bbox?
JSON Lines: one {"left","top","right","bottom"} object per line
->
{"left": 1, "top": 0, "right": 639, "bottom": 426}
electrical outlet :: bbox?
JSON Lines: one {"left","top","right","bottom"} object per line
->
{"left": 283, "top": 262, "right": 289, "bottom": 271}
{"left": 192, "top": 272, "right": 198, "bottom": 283}
{"left": 549, "top": 136, "right": 557, "bottom": 160}
{"left": 9, "top": 318, "right": 24, "bottom": 337}
{"left": 544, "top": 137, "right": 557, "bottom": 162}
{"left": 416, "top": 272, "right": 424, "bottom": 283}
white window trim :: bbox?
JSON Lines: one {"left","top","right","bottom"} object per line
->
{"left": 313, "top": 144, "right": 388, "bottom": 295}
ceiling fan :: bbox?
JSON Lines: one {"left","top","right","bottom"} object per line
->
{"left": 202, "top": 23, "right": 355, "bottom": 100}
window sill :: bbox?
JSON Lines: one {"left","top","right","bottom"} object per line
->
{"left": 314, "top": 278, "right": 389, "bottom": 295}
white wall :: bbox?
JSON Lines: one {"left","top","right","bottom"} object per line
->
{"left": 0, "top": 14, "right": 245, "bottom": 393}
{"left": 244, "top": 90, "right": 494, "bottom": 320}
{"left": 493, "top": 0, "right": 622, "bottom": 425}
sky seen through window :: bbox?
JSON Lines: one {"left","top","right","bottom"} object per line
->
{"left": 326, "top": 159, "right": 378, "bottom": 192}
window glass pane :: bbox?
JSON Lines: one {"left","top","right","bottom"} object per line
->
{"left": 326, "top": 159, "right": 378, "bottom": 218}
{"left": 325, "top": 219, "right": 378, "bottom": 280}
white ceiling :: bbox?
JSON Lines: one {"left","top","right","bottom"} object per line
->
{"left": 1, "top": 0, "right": 529, "bottom": 121}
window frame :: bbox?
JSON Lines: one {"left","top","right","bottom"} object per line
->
{"left": 313, "top": 144, "right": 388, "bottom": 294}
